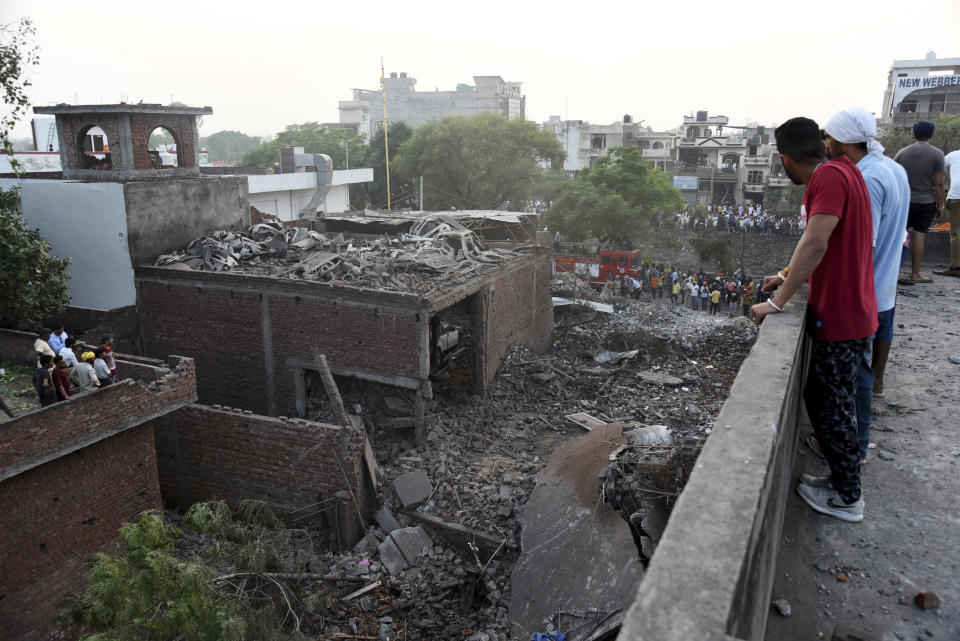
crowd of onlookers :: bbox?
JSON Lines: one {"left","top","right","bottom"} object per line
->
{"left": 602, "top": 265, "right": 763, "bottom": 318}
{"left": 32, "top": 326, "right": 118, "bottom": 407}
{"left": 671, "top": 203, "right": 805, "bottom": 236}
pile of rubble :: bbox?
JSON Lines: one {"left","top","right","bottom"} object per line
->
{"left": 300, "top": 279, "right": 758, "bottom": 639}
{"left": 155, "top": 220, "right": 537, "bottom": 296}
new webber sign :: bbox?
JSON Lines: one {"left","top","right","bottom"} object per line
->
{"left": 892, "top": 73, "right": 960, "bottom": 113}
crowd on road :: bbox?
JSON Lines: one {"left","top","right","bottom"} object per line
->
{"left": 601, "top": 264, "right": 762, "bottom": 318}
{"left": 671, "top": 204, "right": 806, "bottom": 235}
{"left": 32, "top": 326, "right": 118, "bottom": 406}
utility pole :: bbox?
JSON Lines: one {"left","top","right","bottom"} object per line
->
{"left": 380, "top": 58, "right": 391, "bottom": 211}
{"left": 419, "top": 175, "right": 424, "bottom": 210}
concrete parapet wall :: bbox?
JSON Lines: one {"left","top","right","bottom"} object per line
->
{"left": 618, "top": 290, "right": 809, "bottom": 641}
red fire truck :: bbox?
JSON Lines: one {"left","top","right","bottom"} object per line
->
{"left": 553, "top": 248, "right": 644, "bottom": 289}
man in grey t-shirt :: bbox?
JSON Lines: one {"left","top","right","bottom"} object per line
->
{"left": 894, "top": 120, "right": 946, "bottom": 283}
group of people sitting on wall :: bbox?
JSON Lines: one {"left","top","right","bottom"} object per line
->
{"left": 32, "top": 326, "right": 118, "bottom": 407}
{"left": 603, "top": 265, "right": 763, "bottom": 318}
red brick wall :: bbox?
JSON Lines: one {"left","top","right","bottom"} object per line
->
{"left": 129, "top": 113, "right": 197, "bottom": 169}
{"left": 480, "top": 253, "right": 553, "bottom": 387}
{"left": 136, "top": 270, "right": 424, "bottom": 415}
{"left": 0, "top": 356, "right": 197, "bottom": 479}
{"left": 151, "top": 404, "right": 373, "bottom": 545}
{"left": 0, "top": 424, "right": 162, "bottom": 640}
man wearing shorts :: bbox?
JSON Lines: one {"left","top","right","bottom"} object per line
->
{"left": 933, "top": 145, "right": 960, "bottom": 277}
{"left": 894, "top": 120, "right": 945, "bottom": 283}
{"left": 822, "top": 107, "right": 910, "bottom": 462}
{"left": 752, "top": 117, "right": 877, "bottom": 522}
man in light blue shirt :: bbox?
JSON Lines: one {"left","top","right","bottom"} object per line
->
{"left": 823, "top": 107, "right": 910, "bottom": 462}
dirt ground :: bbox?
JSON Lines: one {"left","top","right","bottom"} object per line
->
{"left": 765, "top": 271, "right": 960, "bottom": 641}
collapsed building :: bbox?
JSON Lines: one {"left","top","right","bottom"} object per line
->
{"left": 137, "top": 212, "right": 553, "bottom": 439}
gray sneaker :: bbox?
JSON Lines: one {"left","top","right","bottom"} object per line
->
{"left": 800, "top": 473, "right": 832, "bottom": 488}
{"left": 796, "top": 483, "right": 864, "bottom": 523}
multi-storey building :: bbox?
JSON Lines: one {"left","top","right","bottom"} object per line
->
{"left": 338, "top": 73, "right": 525, "bottom": 140}
{"left": 542, "top": 115, "right": 675, "bottom": 171}
{"left": 881, "top": 51, "right": 960, "bottom": 128}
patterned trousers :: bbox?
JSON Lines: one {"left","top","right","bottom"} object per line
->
{"left": 803, "top": 336, "right": 869, "bottom": 504}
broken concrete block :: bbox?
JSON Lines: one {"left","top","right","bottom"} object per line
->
{"left": 393, "top": 469, "right": 432, "bottom": 507}
{"left": 914, "top": 590, "right": 941, "bottom": 610}
{"left": 831, "top": 624, "right": 879, "bottom": 641}
{"left": 638, "top": 370, "right": 684, "bottom": 386}
{"left": 378, "top": 537, "right": 407, "bottom": 576}
{"left": 383, "top": 396, "right": 410, "bottom": 417}
{"left": 374, "top": 508, "right": 400, "bottom": 534}
{"left": 389, "top": 526, "right": 432, "bottom": 566}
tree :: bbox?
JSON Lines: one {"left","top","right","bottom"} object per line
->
{"left": 545, "top": 146, "right": 685, "bottom": 246}
{"left": 63, "top": 510, "right": 245, "bottom": 641}
{"left": 878, "top": 113, "right": 960, "bottom": 157}
{"left": 1, "top": 17, "right": 39, "bottom": 169}
{"left": 241, "top": 122, "right": 366, "bottom": 170}
{"left": 200, "top": 130, "right": 262, "bottom": 163}
{"left": 530, "top": 169, "right": 574, "bottom": 208}
{"left": 351, "top": 121, "right": 414, "bottom": 210}
{"left": 0, "top": 189, "right": 71, "bottom": 330}
{"left": 395, "top": 113, "right": 564, "bottom": 210}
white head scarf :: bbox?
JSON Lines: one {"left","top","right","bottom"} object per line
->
{"left": 824, "top": 107, "right": 885, "bottom": 157}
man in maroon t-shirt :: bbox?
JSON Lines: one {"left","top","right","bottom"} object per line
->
{"left": 751, "top": 117, "right": 877, "bottom": 523}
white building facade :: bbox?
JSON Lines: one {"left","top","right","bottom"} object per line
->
{"left": 881, "top": 51, "right": 960, "bottom": 128}
{"left": 339, "top": 73, "right": 525, "bottom": 140}
{"left": 542, "top": 115, "right": 676, "bottom": 171}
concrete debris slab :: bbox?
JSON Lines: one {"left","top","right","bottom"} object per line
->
{"left": 552, "top": 297, "right": 614, "bottom": 314}
{"left": 404, "top": 511, "right": 508, "bottom": 558}
{"left": 374, "top": 508, "right": 400, "bottom": 534}
{"left": 594, "top": 350, "right": 639, "bottom": 365}
{"left": 564, "top": 412, "right": 609, "bottom": 432}
{"left": 508, "top": 422, "right": 643, "bottom": 641}
{"left": 637, "top": 370, "right": 684, "bottom": 386}
{"left": 393, "top": 469, "right": 432, "bottom": 507}
{"left": 377, "top": 537, "right": 407, "bottom": 576}
{"left": 388, "top": 526, "right": 433, "bottom": 566}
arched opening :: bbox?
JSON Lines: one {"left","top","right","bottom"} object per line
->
{"left": 77, "top": 125, "right": 112, "bottom": 170}
{"left": 721, "top": 153, "right": 740, "bottom": 172}
{"left": 147, "top": 126, "right": 180, "bottom": 168}
{"left": 652, "top": 141, "right": 664, "bottom": 149}
{"left": 686, "top": 126, "right": 699, "bottom": 138}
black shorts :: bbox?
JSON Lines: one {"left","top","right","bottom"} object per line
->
{"left": 907, "top": 202, "right": 937, "bottom": 233}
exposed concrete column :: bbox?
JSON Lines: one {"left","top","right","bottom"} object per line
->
{"left": 117, "top": 114, "right": 136, "bottom": 174}
{"left": 415, "top": 307, "right": 431, "bottom": 446}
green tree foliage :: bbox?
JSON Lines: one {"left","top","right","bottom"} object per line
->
{"left": 241, "top": 122, "right": 366, "bottom": 170}
{"left": 1, "top": 17, "right": 39, "bottom": 166}
{"left": 878, "top": 113, "right": 960, "bottom": 157}
{"left": 395, "top": 113, "right": 564, "bottom": 209}
{"left": 529, "top": 169, "right": 574, "bottom": 208}
{"left": 63, "top": 511, "right": 245, "bottom": 641}
{"left": 545, "top": 147, "right": 685, "bottom": 245}
{"left": 0, "top": 189, "right": 71, "bottom": 330}
{"left": 200, "top": 130, "right": 263, "bottom": 163}
{"left": 351, "top": 121, "right": 414, "bottom": 209}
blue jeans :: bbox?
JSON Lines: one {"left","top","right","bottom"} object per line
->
{"left": 855, "top": 337, "right": 874, "bottom": 460}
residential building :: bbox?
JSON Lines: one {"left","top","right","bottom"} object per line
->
{"left": 339, "top": 73, "right": 525, "bottom": 140}
{"left": 881, "top": 51, "right": 960, "bottom": 128}
{"left": 542, "top": 115, "right": 676, "bottom": 171}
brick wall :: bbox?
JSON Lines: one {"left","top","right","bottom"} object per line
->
{"left": 0, "top": 353, "right": 197, "bottom": 481}
{"left": 57, "top": 113, "right": 122, "bottom": 171}
{"left": 137, "top": 269, "right": 424, "bottom": 415}
{"left": 0, "top": 424, "right": 162, "bottom": 640}
{"left": 129, "top": 113, "right": 197, "bottom": 170}
{"left": 479, "top": 253, "right": 553, "bottom": 387}
{"left": 151, "top": 404, "right": 373, "bottom": 546}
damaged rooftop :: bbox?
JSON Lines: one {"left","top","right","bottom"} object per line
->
{"left": 153, "top": 211, "right": 544, "bottom": 297}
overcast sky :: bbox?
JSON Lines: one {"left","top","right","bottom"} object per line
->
{"left": 4, "top": 0, "right": 959, "bottom": 141}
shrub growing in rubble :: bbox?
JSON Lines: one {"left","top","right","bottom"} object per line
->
{"left": 62, "top": 510, "right": 245, "bottom": 641}
{"left": 0, "top": 189, "right": 71, "bottom": 330}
